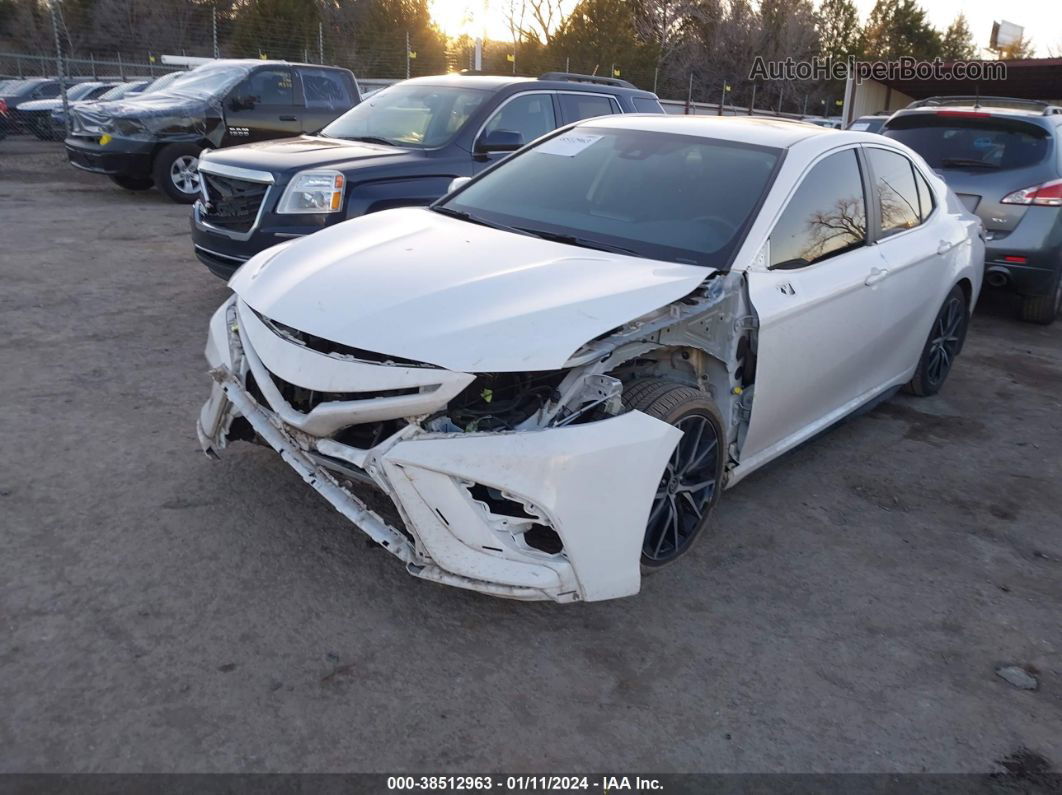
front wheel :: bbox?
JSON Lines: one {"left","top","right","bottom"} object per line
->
{"left": 152, "top": 143, "right": 202, "bottom": 203}
{"left": 905, "top": 285, "right": 968, "bottom": 397}
{"left": 622, "top": 379, "right": 725, "bottom": 570}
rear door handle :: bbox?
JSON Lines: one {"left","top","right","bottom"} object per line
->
{"left": 279, "top": 114, "right": 297, "bottom": 121}
{"left": 937, "top": 239, "right": 955, "bottom": 255}
{"left": 865, "top": 267, "right": 890, "bottom": 286}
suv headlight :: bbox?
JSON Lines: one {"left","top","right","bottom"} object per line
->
{"left": 276, "top": 169, "right": 346, "bottom": 214}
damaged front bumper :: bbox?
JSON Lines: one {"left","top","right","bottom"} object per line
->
{"left": 198, "top": 297, "right": 680, "bottom": 602}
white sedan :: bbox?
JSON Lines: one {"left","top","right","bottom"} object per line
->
{"left": 198, "top": 114, "right": 983, "bottom": 603}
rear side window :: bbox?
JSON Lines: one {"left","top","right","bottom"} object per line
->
{"left": 867, "top": 148, "right": 921, "bottom": 235}
{"left": 883, "top": 115, "right": 1051, "bottom": 171}
{"left": 915, "top": 169, "right": 934, "bottom": 221}
{"left": 35, "top": 83, "right": 60, "bottom": 99}
{"left": 633, "top": 97, "right": 665, "bottom": 113}
{"left": 770, "top": 149, "right": 867, "bottom": 269}
{"left": 558, "top": 93, "right": 619, "bottom": 122}
{"left": 298, "top": 68, "right": 354, "bottom": 110}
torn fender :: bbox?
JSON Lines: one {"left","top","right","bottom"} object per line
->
{"left": 382, "top": 411, "right": 682, "bottom": 601}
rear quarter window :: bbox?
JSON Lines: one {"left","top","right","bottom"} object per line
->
{"left": 883, "top": 115, "right": 1052, "bottom": 171}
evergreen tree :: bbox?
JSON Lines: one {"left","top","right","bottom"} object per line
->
{"left": 862, "top": 0, "right": 940, "bottom": 60}
{"left": 940, "top": 13, "right": 977, "bottom": 60}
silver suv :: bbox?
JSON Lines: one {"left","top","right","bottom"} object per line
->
{"left": 883, "top": 96, "right": 1062, "bottom": 324}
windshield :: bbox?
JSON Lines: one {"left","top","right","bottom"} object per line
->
{"left": 141, "top": 72, "right": 182, "bottom": 94}
{"left": 66, "top": 83, "right": 103, "bottom": 101}
{"left": 884, "top": 115, "right": 1051, "bottom": 170}
{"left": 439, "top": 127, "right": 781, "bottom": 268}
{"left": 322, "top": 83, "right": 488, "bottom": 147}
{"left": 97, "top": 82, "right": 143, "bottom": 101}
{"left": 162, "top": 63, "right": 249, "bottom": 99}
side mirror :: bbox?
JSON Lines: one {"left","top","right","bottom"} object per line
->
{"left": 229, "top": 95, "right": 255, "bottom": 111}
{"left": 448, "top": 176, "right": 471, "bottom": 194}
{"left": 475, "top": 128, "right": 523, "bottom": 154}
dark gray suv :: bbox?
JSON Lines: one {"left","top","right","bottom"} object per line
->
{"left": 883, "top": 97, "right": 1062, "bottom": 324}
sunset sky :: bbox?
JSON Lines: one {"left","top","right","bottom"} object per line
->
{"left": 428, "top": 0, "right": 1060, "bottom": 56}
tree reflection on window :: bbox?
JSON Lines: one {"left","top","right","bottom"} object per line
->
{"left": 770, "top": 150, "right": 867, "bottom": 269}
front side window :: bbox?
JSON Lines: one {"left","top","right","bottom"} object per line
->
{"left": 770, "top": 149, "right": 867, "bottom": 269}
{"left": 867, "top": 148, "right": 921, "bottom": 235}
{"left": 483, "top": 93, "right": 557, "bottom": 145}
{"left": 559, "top": 93, "right": 618, "bottom": 123}
{"left": 441, "top": 127, "right": 781, "bottom": 268}
{"left": 322, "top": 84, "right": 488, "bottom": 147}
{"left": 232, "top": 68, "right": 293, "bottom": 106}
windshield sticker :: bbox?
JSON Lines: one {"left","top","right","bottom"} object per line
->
{"left": 536, "top": 133, "right": 603, "bottom": 157}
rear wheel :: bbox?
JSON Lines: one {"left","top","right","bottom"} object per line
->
{"left": 152, "top": 143, "right": 202, "bottom": 203}
{"left": 109, "top": 174, "right": 154, "bottom": 191}
{"left": 623, "top": 379, "right": 725, "bottom": 570}
{"left": 905, "top": 285, "right": 968, "bottom": 397}
{"left": 1019, "top": 271, "right": 1062, "bottom": 325}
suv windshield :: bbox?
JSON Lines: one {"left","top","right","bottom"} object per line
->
{"left": 884, "top": 115, "right": 1052, "bottom": 171}
{"left": 322, "top": 84, "right": 488, "bottom": 147}
{"left": 438, "top": 127, "right": 781, "bottom": 268}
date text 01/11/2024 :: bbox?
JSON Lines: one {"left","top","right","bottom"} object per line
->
{"left": 386, "top": 776, "right": 664, "bottom": 791}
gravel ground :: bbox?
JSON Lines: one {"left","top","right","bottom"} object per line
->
{"left": 1, "top": 137, "right": 1060, "bottom": 775}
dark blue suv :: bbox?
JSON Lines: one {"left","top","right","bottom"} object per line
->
{"left": 191, "top": 72, "right": 665, "bottom": 278}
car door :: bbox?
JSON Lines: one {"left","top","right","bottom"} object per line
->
{"left": 741, "top": 147, "right": 892, "bottom": 464}
{"left": 221, "top": 67, "right": 301, "bottom": 144}
{"left": 472, "top": 91, "right": 558, "bottom": 173}
{"left": 862, "top": 145, "right": 958, "bottom": 383}
{"left": 295, "top": 67, "right": 358, "bottom": 133}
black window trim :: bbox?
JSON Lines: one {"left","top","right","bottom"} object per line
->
{"left": 862, "top": 143, "right": 936, "bottom": 245}
{"left": 766, "top": 143, "right": 870, "bottom": 271}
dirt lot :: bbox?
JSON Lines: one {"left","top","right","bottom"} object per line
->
{"left": 1, "top": 137, "right": 1060, "bottom": 775}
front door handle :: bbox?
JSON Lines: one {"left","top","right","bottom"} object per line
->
{"left": 865, "top": 267, "right": 890, "bottom": 286}
{"left": 279, "top": 114, "right": 297, "bottom": 121}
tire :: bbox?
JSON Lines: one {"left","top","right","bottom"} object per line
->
{"left": 152, "top": 142, "right": 202, "bottom": 203}
{"left": 904, "top": 285, "right": 968, "bottom": 397}
{"left": 1019, "top": 271, "right": 1062, "bottom": 325}
{"left": 109, "top": 174, "right": 155, "bottom": 191}
{"left": 623, "top": 378, "right": 725, "bottom": 571}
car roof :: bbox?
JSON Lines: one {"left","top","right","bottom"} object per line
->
{"left": 400, "top": 73, "right": 655, "bottom": 96}
{"left": 577, "top": 113, "right": 861, "bottom": 148}
{"left": 196, "top": 58, "right": 351, "bottom": 71}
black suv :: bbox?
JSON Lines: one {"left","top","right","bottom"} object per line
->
{"left": 65, "top": 59, "right": 359, "bottom": 202}
{"left": 191, "top": 72, "right": 664, "bottom": 278}
{"left": 883, "top": 96, "right": 1062, "bottom": 323}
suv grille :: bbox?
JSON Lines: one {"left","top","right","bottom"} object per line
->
{"left": 201, "top": 173, "right": 270, "bottom": 233}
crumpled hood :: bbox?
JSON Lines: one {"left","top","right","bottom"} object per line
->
{"left": 231, "top": 207, "right": 711, "bottom": 373}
